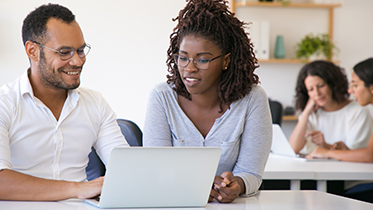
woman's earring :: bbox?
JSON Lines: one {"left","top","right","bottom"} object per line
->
{"left": 224, "top": 66, "right": 228, "bottom": 70}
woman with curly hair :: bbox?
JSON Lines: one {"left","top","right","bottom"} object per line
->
{"left": 289, "top": 60, "right": 372, "bottom": 155}
{"left": 308, "top": 58, "right": 373, "bottom": 162}
{"left": 306, "top": 58, "right": 373, "bottom": 204}
{"left": 143, "top": 0, "right": 272, "bottom": 203}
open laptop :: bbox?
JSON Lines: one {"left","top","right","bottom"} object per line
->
{"left": 271, "top": 124, "right": 338, "bottom": 161}
{"left": 84, "top": 147, "right": 222, "bottom": 208}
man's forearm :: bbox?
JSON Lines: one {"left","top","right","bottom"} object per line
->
{"left": 0, "top": 169, "right": 79, "bottom": 201}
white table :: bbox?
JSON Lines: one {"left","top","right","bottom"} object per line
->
{"left": 0, "top": 191, "right": 371, "bottom": 210}
{"left": 264, "top": 154, "right": 373, "bottom": 191}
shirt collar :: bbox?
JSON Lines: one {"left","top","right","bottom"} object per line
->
{"left": 20, "top": 68, "right": 81, "bottom": 100}
{"left": 20, "top": 68, "right": 34, "bottom": 98}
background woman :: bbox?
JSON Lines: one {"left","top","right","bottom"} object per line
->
{"left": 307, "top": 58, "right": 373, "bottom": 204}
{"left": 308, "top": 58, "right": 373, "bottom": 162}
{"left": 143, "top": 0, "right": 272, "bottom": 203}
{"left": 289, "top": 60, "right": 372, "bottom": 154}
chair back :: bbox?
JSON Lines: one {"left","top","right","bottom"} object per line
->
{"left": 116, "top": 119, "right": 143, "bottom": 146}
{"left": 269, "top": 100, "right": 283, "bottom": 126}
{"left": 86, "top": 119, "right": 143, "bottom": 180}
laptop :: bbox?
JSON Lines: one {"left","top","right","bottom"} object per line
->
{"left": 271, "top": 124, "right": 338, "bottom": 161}
{"left": 84, "top": 147, "right": 222, "bottom": 208}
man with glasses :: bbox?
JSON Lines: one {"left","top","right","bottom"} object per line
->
{"left": 0, "top": 4, "right": 128, "bottom": 201}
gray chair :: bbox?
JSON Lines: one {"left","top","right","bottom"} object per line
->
{"left": 85, "top": 119, "right": 142, "bottom": 181}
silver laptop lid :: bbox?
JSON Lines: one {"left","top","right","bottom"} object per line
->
{"left": 98, "top": 147, "right": 221, "bottom": 208}
{"left": 271, "top": 124, "right": 298, "bottom": 158}
{"left": 270, "top": 124, "right": 339, "bottom": 162}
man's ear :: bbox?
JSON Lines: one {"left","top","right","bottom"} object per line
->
{"left": 25, "top": 41, "right": 39, "bottom": 62}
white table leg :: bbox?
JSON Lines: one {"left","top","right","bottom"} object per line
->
{"left": 290, "top": 180, "right": 301, "bottom": 190}
{"left": 317, "top": 180, "right": 327, "bottom": 192}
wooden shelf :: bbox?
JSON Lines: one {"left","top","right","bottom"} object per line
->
{"left": 257, "top": 58, "right": 340, "bottom": 64}
{"left": 258, "top": 58, "right": 304, "bottom": 64}
{"left": 231, "top": 1, "right": 341, "bottom": 41}
{"left": 235, "top": 2, "right": 342, "bottom": 9}
{"left": 282, "top": 115, "right": 298, "bottom": 121}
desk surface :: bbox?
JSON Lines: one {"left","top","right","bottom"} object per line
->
{"left": 264, "top": 154, "right": 373, "bottom": 180}
{"left": 0, "top": 191, "right": 371, "bottom": 210}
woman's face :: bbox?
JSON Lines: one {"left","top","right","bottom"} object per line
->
{"left": 177, "top": 35, "right": 229, "bottom": 96}
{"left": 304, "top": 75, "right": 333, "bottom": 108}
{"left": 348, "top": 72, "right": 373, "bottom": 106}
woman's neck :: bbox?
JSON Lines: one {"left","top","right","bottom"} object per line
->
{"left": 322, "top": 99, "right": 350, "bottom": 112}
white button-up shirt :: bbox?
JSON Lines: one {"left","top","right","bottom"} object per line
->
{"left": 0, "top": 70, "right": 128, "bottom": 182}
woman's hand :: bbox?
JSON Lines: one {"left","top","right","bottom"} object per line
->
{"left": 208, "top": 171, "right": 241, "bottom": 203}
{"left": 305, "top": 131, "right": 331, "bottom": 149}
{"left": 303, "top": 98, "right": 319, "bottom": 116}
{"left": 331, "top": 141, "right": 349, "bottom": 150}
{"left": 306, "top": 146, "right": 330, "bottom": 159}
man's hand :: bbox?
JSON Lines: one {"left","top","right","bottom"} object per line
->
{"left": 74, "top": 176, "right": 104, "bottom": 199}
{"left": 208, "top": 172, "right": 241, "bottom": 203}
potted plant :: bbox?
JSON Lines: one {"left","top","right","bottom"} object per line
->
{"left": 296, "top": 33, "right": 336, "bottom": 61}
{"left": 259, "top": 0, "right": 291, "bottom": 6}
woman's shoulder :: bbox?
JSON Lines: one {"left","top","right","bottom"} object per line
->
{"left": 241, "top": 85, "right": 268, "bottom": 101}
{"left": 231, "top": 85, "right": 268, "bottom": 110}
{"left": 152, "top": 82, "right": 173, "bottom": 92}
{"left": 317, "top": 101, "right": 370, "bottom": 119}
{"left": 344, "top": 101, "right": 368, "bottom": 112}
{"left": 148, "top": 82, "right": 177, "bottom": 102}
{"left": 150, "top": 82, "right": 174, "bottom": 96}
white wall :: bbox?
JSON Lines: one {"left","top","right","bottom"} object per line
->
{"left": 235, "top": 0, "right": 373, "bottom": 108}
{"left": 1, "top": 0, "right": 372, "bottom": 130}
{"left": 0, "top": 0, "right": 186, "bottom": 129}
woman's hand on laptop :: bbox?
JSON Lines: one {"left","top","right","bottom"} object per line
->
{"left": 209, "top": 172, "right": 241, "bottom": 203}
{"left": 74, "top": 176, "right": 104, "bottom": 199}
{"left": 306, "top": 147, "right": 330, "bottom": 159}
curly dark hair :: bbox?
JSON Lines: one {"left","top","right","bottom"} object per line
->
{"left": 22, "top": 3, "right": 75, "bottom": 45}
{"left": 166, "top": 0, "right": 259, "bottom": 110}
{"left": 353, "top": 58, "right": 373, "bottom": 87}
{"left": 294, "top": 60, "right": 349, "bottom": 111}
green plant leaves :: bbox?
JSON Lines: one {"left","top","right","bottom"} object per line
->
{"left": 296, "top": 33, "right": 336, "bottom": 60}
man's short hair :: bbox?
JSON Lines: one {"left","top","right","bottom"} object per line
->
{"left": 22, "top": 3, "right": 75, "bottom": 45}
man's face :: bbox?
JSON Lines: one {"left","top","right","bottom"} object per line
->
{"left": 37, "top": 18, "right": 86, "bottom": 90}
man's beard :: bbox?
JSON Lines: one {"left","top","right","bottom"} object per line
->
{"left": 38, "top": 49, "right": 81, "bottom": 90}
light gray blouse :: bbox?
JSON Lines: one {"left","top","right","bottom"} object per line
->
{"left": 143, "top": 82, "right": 272, "bottom": 196}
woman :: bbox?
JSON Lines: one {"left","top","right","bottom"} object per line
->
{"left": 308, "top": 58, "right": 373, "bottom": 162}
{"left": 289, "top": 60, "right": 372, "bottom": 155}
{"left": 143, "top": 0, "right": 272, "bottom": 203}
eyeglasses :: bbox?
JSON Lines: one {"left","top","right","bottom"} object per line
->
{"left": 173, "top": 54, "right": 223, "bottom": 70}
{"left": 32, "top": 41, "right": 91, "bottom": 61}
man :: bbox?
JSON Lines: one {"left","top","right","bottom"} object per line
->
{"left": 0, "top": 4, "right": 128, "bottom": 200}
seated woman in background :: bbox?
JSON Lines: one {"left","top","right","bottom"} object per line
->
{"left": 307, "top": 58, "right": 373, "bottom": 204}
{"left": 308, "top": 58, "right": 373, "bottom": 162}
{"left": 143, "top": 0, "right": 272, "bottom": 203}
{"left": 289, "top": 60, "right": 372, "bottom": 155}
